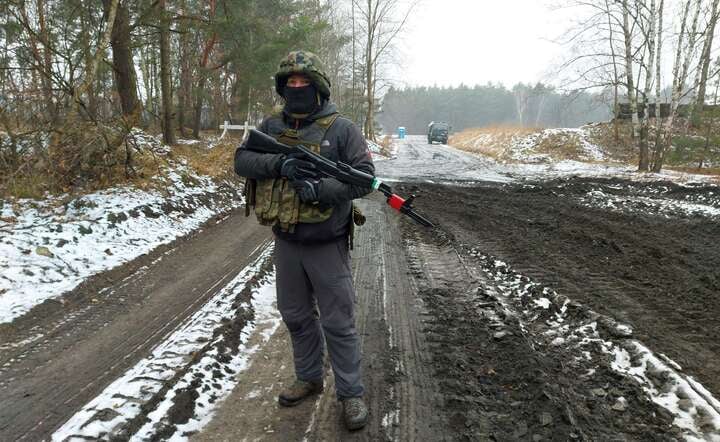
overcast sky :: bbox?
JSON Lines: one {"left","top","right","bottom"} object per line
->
{"left": 392, "top": 0, "right": 577, "bottom": 88}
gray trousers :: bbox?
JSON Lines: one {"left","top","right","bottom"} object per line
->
{"left": 274, "top": 236, "right": 364, "bottom": 399}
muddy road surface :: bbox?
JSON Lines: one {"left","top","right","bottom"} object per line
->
{"left": 1, "top": 136, "right": 719, "bottom": 440}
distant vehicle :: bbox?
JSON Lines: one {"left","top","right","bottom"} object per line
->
{"left": 427, "top": 121, "right": 450, "bottom": 144}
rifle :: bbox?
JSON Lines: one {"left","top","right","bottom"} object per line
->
{"left": 245, "top": 129, "right": 434, "bottom": 228}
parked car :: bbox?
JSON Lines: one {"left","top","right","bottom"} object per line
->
{"left": 427, "top": 121, "right": 450, "bottom": 144}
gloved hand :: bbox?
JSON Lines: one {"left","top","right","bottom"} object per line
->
{"left": 291, "top": 179, "right": 321, "bottom": 203}
{"left": 280, "top": 153, "right": 319, "bottom": 180}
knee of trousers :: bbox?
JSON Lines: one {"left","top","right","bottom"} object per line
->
{"left": 282, "top": 312, "right": 319, "bottom": 335}
{"left": 319, "top": 314, "right": 356, "bottom": 338}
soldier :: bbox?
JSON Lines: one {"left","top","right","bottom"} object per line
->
{"left": 234, "top": 50, "right": 373, "bottom": 430}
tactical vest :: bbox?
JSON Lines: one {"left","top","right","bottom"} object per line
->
{"left": 249, "top": 113, "right": 340, "bottom": 232}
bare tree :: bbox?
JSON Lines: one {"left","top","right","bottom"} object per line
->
{"left": 159, "top": 0, "right": 175, "bottom": 144}
{"left": 690, "top": 0, "right": 720, "bottom": 116}
{"left": 652, "top": 0, "right": 702, "bottom": 172}
{"left": 192, "top": 0, "right": 217, "bottom": 139}
{"left": 621, "top": 0, "right": 640, "bottom": 139}
{"left": 103, "top": 0, "right": 141, "bottom": 126}
{"left": 353, "top": 0, "right": 416, "bottom": 141}
{"left": 554, "top": 0, "right": 626, "bottom": 138}
{"left": 654, "top": 0, "right": 664, "bottom": 157}
{"left": 637, "top": 0, "right": 657, "bottom": 171}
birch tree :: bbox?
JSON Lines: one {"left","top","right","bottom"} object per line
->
{"left": 690, "top": 0, "right": 720, "bottom": 117}
{"left": 637, "top": 0, "right": 657, "bottom": 171}
{"left": 652, "top": 0, "right": 702, "bottom": 172}
{"left": 621, "top": 0, "right": 641, "bottom": 139}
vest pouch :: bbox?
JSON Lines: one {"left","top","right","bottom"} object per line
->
{"left": 255, "top": 178, "right": 279, "bottom": 225}
{"left": 251, "top": 113, "right": 339, "bottom": 231}
{"left": 243, "top": 178, "right": 256, "bottom": 217}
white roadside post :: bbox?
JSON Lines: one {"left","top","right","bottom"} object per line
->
{"left": 219, "top": 121, "right": 256, "bottom": 140}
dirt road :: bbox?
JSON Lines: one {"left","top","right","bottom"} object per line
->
{"left": 0, "top": 212, "right": 271, "bottom": 440}
{"left": 1, "top": 136, "right": 719, "bottom": 440}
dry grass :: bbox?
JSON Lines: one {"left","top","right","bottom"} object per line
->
{"left": 448, "top": 125, "right": 539, "bottom": 160}
{"left": 535, "top": 133, "right": 583, "bottom": 160}
{"left": 1, "top": 130, "right": 240, "bottom": 200}
{"left": 587, "top": 122, "right": 637, "bottom": 163}
{"left": 665, "top": 166, "right": 720, "bottom": 177}
{"left": 171, "top": 136, "right": 239, "bottom": 179}
{"left": 380, "top": 135, "right": 393, "bottom": 157}
{"left": 2, "top": 173, "right": 50, "bottom": 199}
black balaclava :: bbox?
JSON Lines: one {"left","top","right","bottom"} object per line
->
{"left": 283, "top": 83, "right": 320, "bottom": 115}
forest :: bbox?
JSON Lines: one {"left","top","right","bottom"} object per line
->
{"left": 0, "top": 0, "right": 412, "bottom": 195}
{"left": 378, "top": 83, "right": 612, "bottom": 134}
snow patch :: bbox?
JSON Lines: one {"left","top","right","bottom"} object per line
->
{"left": 52, "top": 243, "right": 279, "bottom": 441}
{"left": 470, "top": 249, "right": 720, "bottom": 440}
{"left": 0, "top": 164, "right": 242, "bottom": 324}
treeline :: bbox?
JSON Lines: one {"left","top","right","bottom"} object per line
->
{"left": 1, "top": 0, "right": 410, "bottom": 195}
{"left": 379, "top": 83, "right": 611, "bottom": 135}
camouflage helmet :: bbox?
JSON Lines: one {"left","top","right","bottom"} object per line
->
{"left": 275, "top": 50, "right": 332, "bottom": 98}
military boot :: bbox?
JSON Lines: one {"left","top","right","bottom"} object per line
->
{"left": 341, "top": 397, "right": 368, "bottom": 430}
{"left": 278, "top": 379, "right": 323, "bottom": 407}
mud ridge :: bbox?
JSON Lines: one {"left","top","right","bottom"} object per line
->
{"left": 400, "top": 213, "right": 683, "bottom": 440}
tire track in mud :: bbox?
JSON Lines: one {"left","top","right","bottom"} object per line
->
{"left": 403, "top": 179, "right": 720, "bottom": 399}
{"left": 302, "top": 198, "right": 444, "bottom": 441}
{"left": 54, "top": 242, "right": 277, "bottom": 440}
{"left": 0, "top": 211, "right": 271, "bottom": 441}
{"left": 397, "top": 178, "right": 720, "bottom": 440}
{"left": 400, "top": 222, "right": 691, "bottom": 440}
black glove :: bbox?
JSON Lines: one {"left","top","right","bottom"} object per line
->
{"left": 280, "top": 154, "right": 319, "bottom": 180}
{"left": 291, "top": 179, "right": 320, "bottom": 203}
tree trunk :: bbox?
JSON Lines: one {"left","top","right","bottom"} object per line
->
{"left": 139, "top": 44, "right": 153, "bottom": 128}
{"left": 73, "top": 0, "right": 118, "bottom": 114}
{"left": 638, "top": 0, "right": 656, "bottom": 172}
{"left": 604, "top": 0, "right": 621, "bottom": 144}
{"left": 653, "top": 0, "right": 664, "bottom": 163}
{"left": 192, "top": 76, "right": 207, "bottom": 139}
{"left": 104, "top": 0, "right": 141, "bottom": 126}
{"left": 18, "top": 0, "right": 55, "bottom": 122}
{"left": 192, "top": 0, "right": 217, "bottom": 139}
{"left": 36, "top": 0, "right": 56, "bottom": 122}
{"left": 653, "top": 0, "right": 700, "bottom": 172}
{"left": 691, "top": 0, "right": 720, "bottom": 118}
{"left": 363, "top": 0, "right": 376, "bottom": 141}
{"left": 177, "top": 0, "right": 191, "bottom": 137}
{"left": 159, "top": 0, "right": 175, "bottom": 144}
{"left": 622, "top": 0, "right": 640, "bottom": 139}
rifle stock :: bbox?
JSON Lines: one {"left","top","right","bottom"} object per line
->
{"left": 246, "top": 129, "right": 296, "bottom": 155}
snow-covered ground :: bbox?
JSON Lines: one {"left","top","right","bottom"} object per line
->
{"left": 0, "top": 160, "right": 242, "bottom": 325}
{"left": 580, "top": 188, "right": 720, "bottom": 219}
{"left": 448, "top": 126, "right": 718, "bottom": 185}
{"left": 471, "top": 252, "right": 720, "bottom": 440}
{"left": 53, "top": 243, "right": 280, "bottom": 441}
{"left": 377, "top": 135, "right": 718, "bottom": 187}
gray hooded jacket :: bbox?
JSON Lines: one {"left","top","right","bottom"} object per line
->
{"left": 234, "top": 102, "right": 375, "bottom": 243}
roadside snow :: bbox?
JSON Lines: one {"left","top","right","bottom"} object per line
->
{"left": 610, "top": 341, "right": 720, "bottom": 440}
{"left": 581, "top": 189, "right": 720, "bottom": 218}
{"left": 53, "top": 243, "right": 280, "bottom": 441}
{"left": 472, "top": 250, "right": 720, "bottom": 440}
{"left": 0, "top": 163, "right": 243, "bottom": 324}
{"left": 504, "top": 160, "right": 717, "bottom": 184}
{"left": 446, "top": 126, "right": 718, "bottom": 185}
